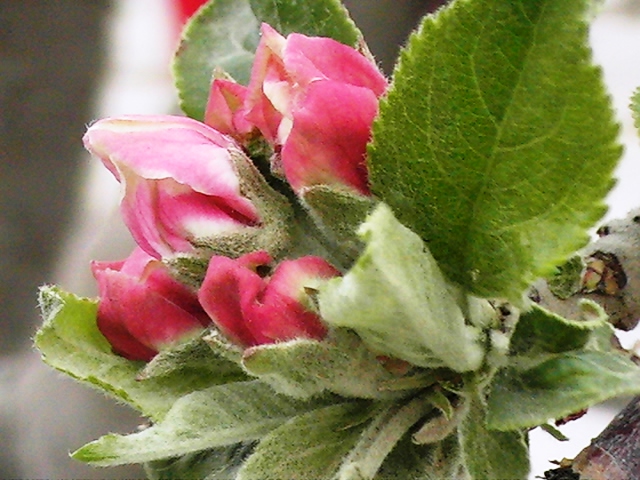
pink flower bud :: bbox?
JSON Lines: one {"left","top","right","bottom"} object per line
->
{"left": 91, "top": 248, "right": 211, "bottom": 362}
{"left": 198, "top": 251, "right": 340, "bottom": 348}
{"left": 83, "top": 115, "right": 260, "bottom": 259}
{"left": 244, "top": 24, "right": 388, "bottom": 195}
{"left": 205, "top": 79, "right": 253, "bottom": 139}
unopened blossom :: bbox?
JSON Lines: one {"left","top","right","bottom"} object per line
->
{"left": 198, "top": 251, "right": 340, "bottom": 347}
{"left": 205, "top": 78, "right": 254, "bottom": 139}
{"left": 207, "top": 24, "right": 387, "bottom": 195}
{"left": 83, "top": 115, "right": 260, "bottom": 259}
{"left": 91, "top": 247, "right": 211, "bottom": 361}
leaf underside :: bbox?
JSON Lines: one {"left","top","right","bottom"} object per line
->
{"left": 488, "top": 351, "right": 640, "bottom": 430}
{"left": 487, "top": 304, "right": 640, "bottom": 430}
{"left": 72, "top": 381, "right": 333, "bottom": 466}
{"left": 35, "top": 286, "right": 241, "bottom": 421}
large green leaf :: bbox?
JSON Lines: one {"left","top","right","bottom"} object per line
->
{"left": 318, "top": 203, "right": 485, "bottom": 372}
{"left": 72, "top": 381, "right": 331, "bottom": 466}
{"left": 173, "top": 0, "right": 362, "bottom": 121}
{"left": 369, "top": 0, "right": 621, "bottom": 301}
{"left": 34, "top": 286, "right": 243, "bottom": 421}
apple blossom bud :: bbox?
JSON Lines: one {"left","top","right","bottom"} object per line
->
{"left": 91, "top": 248, "right": 211, "bottom": 361}
{"left": 205, "top": 79, "right": 254, "bottom": 139}
{"left": 244, "top": 24, "right": 388, "bottom": 195}
{"left": 198, "top": 251, "right": 340, "bottom": 348}
{"left": 83, "top": 115, "right": 261, "bottom": 259}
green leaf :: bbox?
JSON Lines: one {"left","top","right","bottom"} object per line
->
{"left": 509, "top": 303, "right": 611, "bottom": 359}
{"left": 460, "top": 392, "right": 529, "bottom": 480}
{"left": 486, "top": 302, "right": 638, "bottom": 430}
{"left": 241, "top": 329, "right": 404, "bottom": 400}
{"left": 35, "top": 286, "right": 242, "bottom": 421}
{"left": 487, "top": 350, "right": 640, "bottom": 430}
{"left": 249, "top": 0, "right": 361, "bottom": 45}
{"left": 334, "top": 398, "right": 435, "bottom": 480}
{"left": 539, "top": 423, "right": 569, "bottom": 442}
{"left": 547, "top": 255, "right": 585, "bottom": 300}
{"left": 369, "top": 0, "right": 621, "bottom": 301}
{"left": 145, "top": 444, "right": 255, "bottom": 480}
{"left": 381, "top": 433, "right": 466, "bottom": 480}
{"left": 318, "top": 203, "right": 485, "bottom": 372}
{"left": 173, "top": 0, "right": 259, "bottom": 120}
{"left": 236, "top": 402, "right": 373, "bottom": 480}
{"left": 137, "top": 336, "right": 244, "bottom": 382}
{"left": 173, "top": 0, "right": 362, "bottom": 121}
{"left": 300, "top": 185, "right": 377, "bottom": 265}
{"left": 72, "top": 381, "right": 331, "bottom": 466}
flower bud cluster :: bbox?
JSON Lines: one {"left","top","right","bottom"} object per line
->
{"left": 82, "top": 24, "right": 387, "bottom": 360}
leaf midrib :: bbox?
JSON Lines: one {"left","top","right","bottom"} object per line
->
{"left": 465, "top": 0, "right": 548, "bottom": 275}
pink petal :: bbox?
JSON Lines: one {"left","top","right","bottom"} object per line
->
{"left": 83, "top": 115, "right": 250, "bottom": 202}
{"left": 282, "top": 80, "right": 378, "bottom": 194}
{"left": 244, "top": 256, "right": 338, "bottom": 343}
{"left": 245, "top": 294, "right": 327, "bottom": 343}
{"left": 119, "top": 177, "right": 191, "bottom": 258}
{"left": 92, "top": 250, "right": 209, "bottom": 361}
{"left": 198, "top": 252, "right": 272, "bottom": 347}
{"left": 283, "top": 34, "right": 387, "bottom": 95}
{"left": 205, "top": 79, "right": 253, "bottom": 137}
{"left": 243, "top": 25, "right": 288, "bottom": 143}
{"left": 267, "top": 256, "right": 341, "bottom": 300}
{"left": 84, "top": 115, "right": 261, "bottom": 258}
{"left": 155, "top": 181, "right": 258, "bottom": 248}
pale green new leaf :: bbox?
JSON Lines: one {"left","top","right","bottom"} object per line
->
{"left": 72, "top": 381, "right": 331, "bottom": 466}
{"left": 369, "top": 0, "right": 621, "bottom": 301}
{"left": 35, "top": 286, "right": 242, "bottom": 421}
{"left": 241, "top": 329, "right": 403, "bottom": 400}
{"left": 460, "top": 392, "right": 529, "bottom": 480}
{"left": 376, "top": 434, "right": 466, "bottom": 480}
{"left": 236, "top": 402, "right": 374, "bottom": 480}
{"left": 145, "top": 444, "right": 255, "bottom": 480}
{"left": 318, "top": 203, "right": 485, "bottom": 372}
